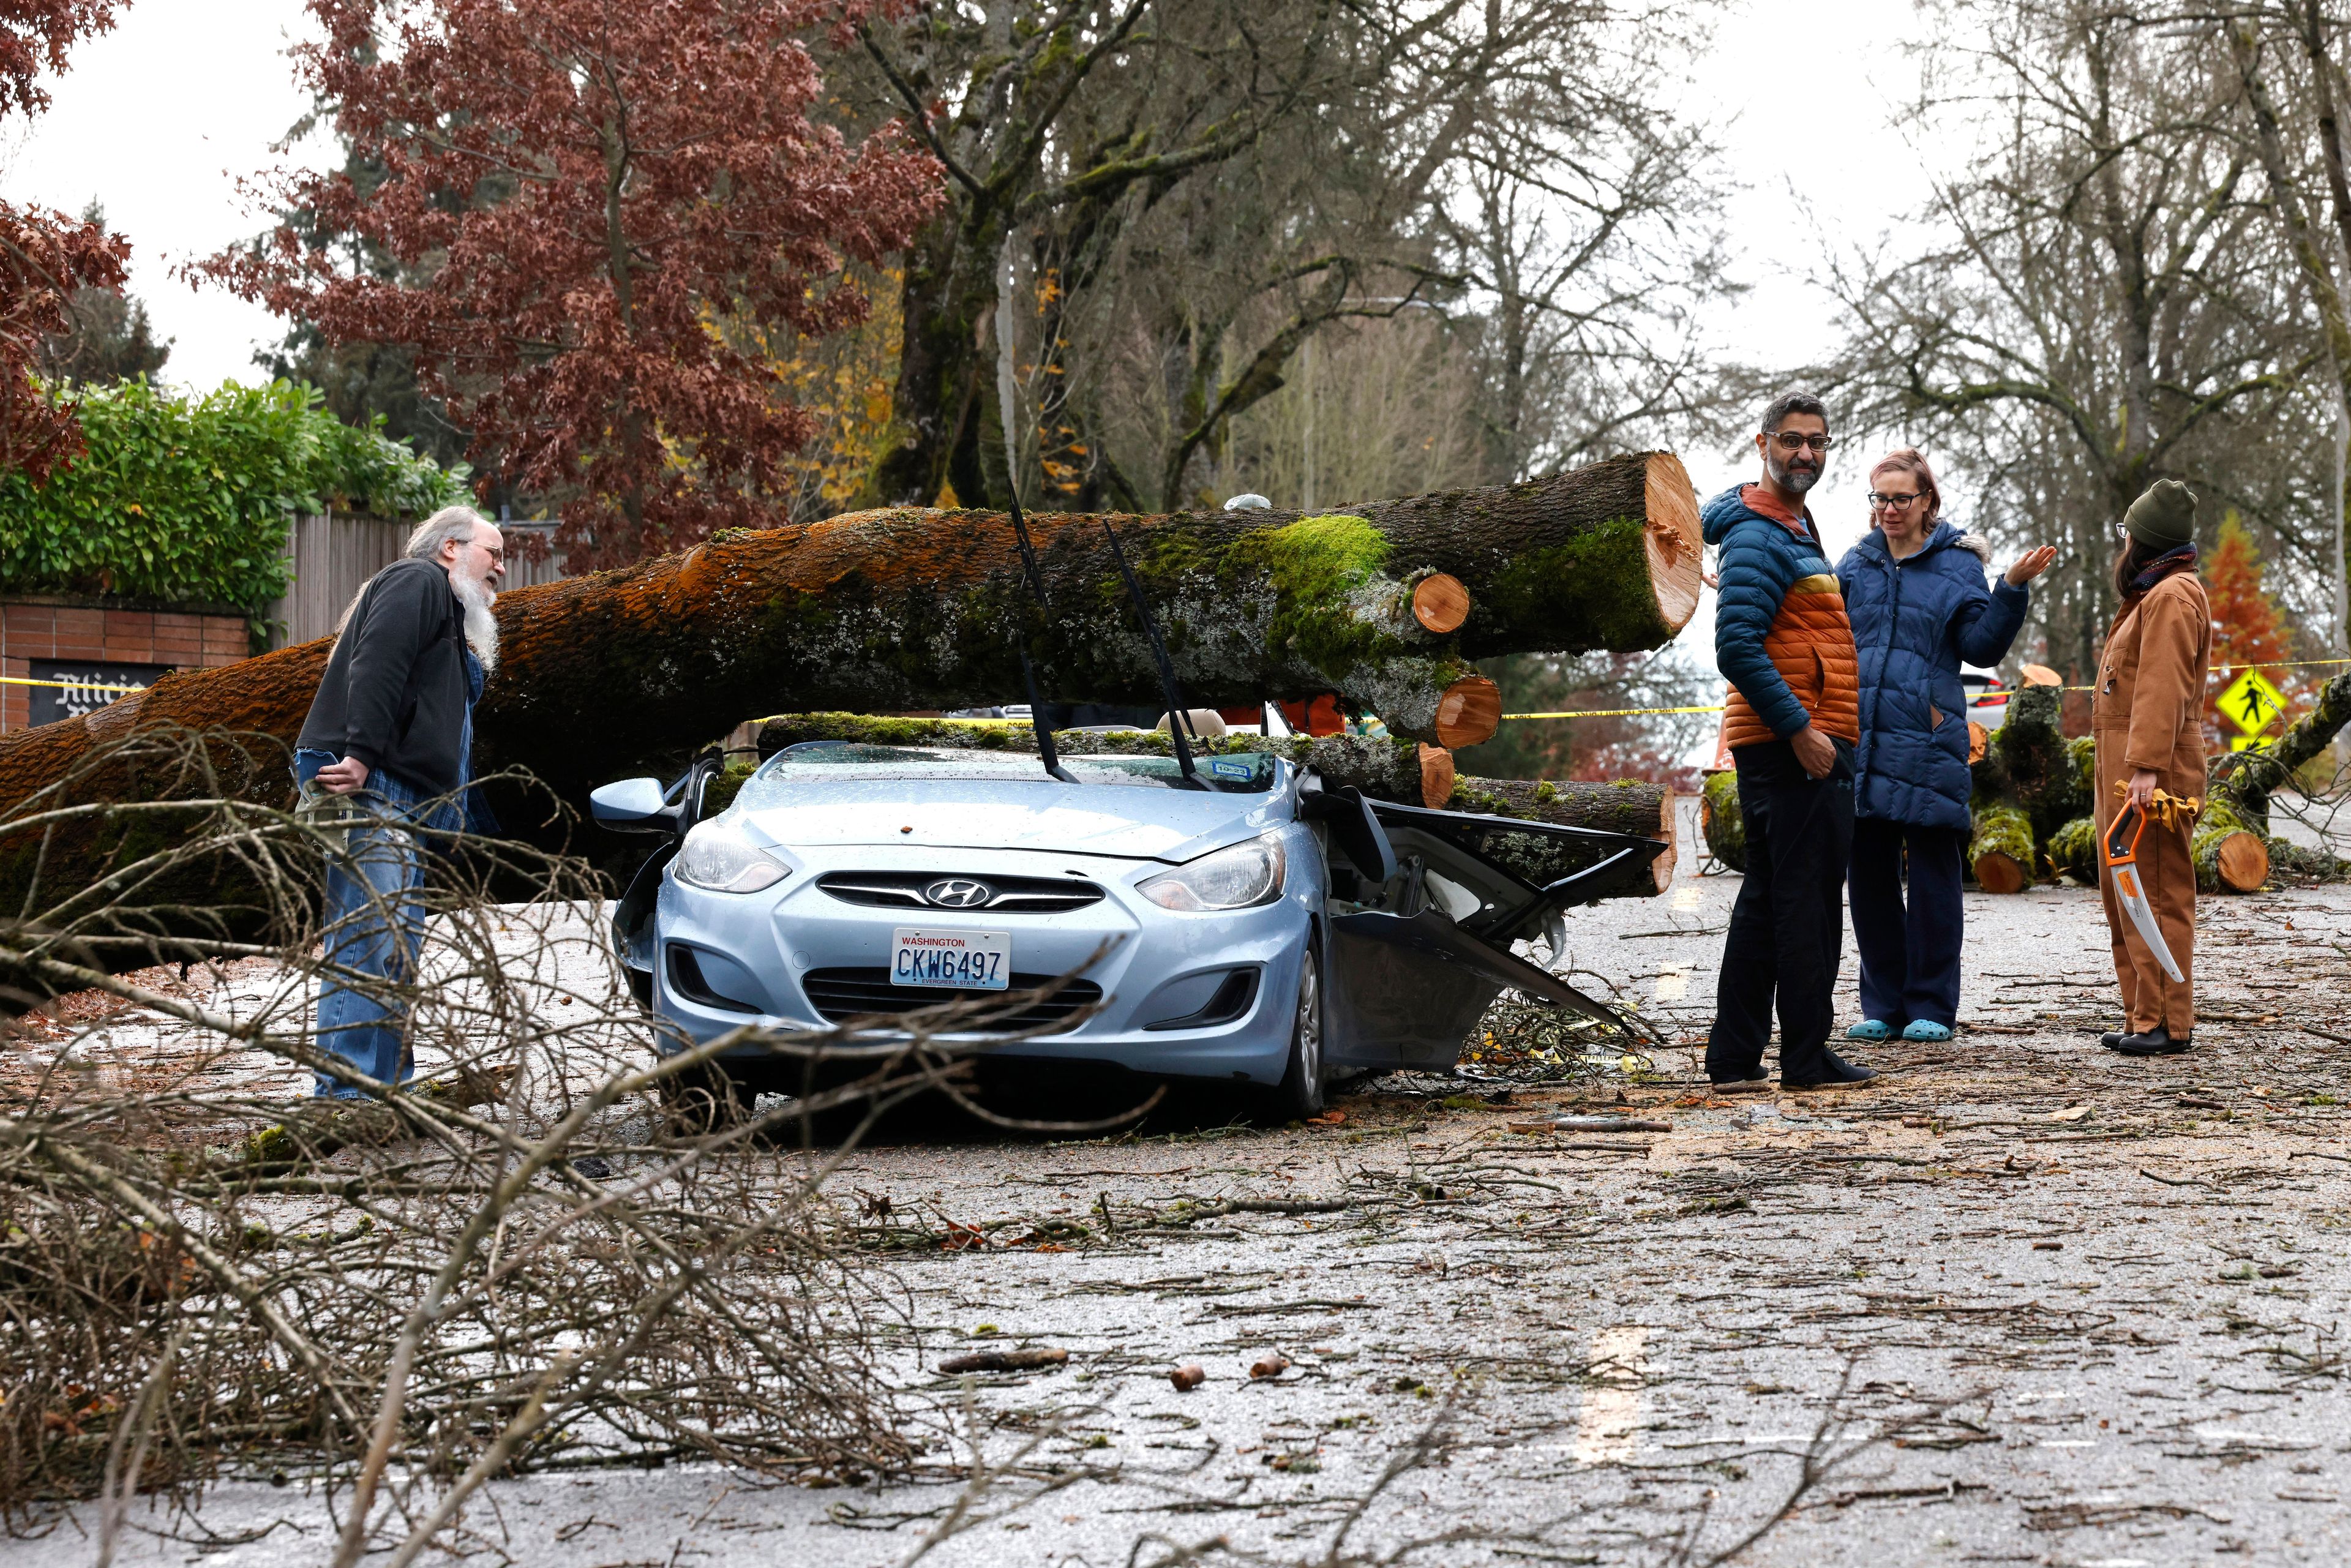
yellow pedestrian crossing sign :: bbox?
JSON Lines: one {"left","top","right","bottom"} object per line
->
{"left": 2218, "top": 669, "right": 2286, "bottom": 737}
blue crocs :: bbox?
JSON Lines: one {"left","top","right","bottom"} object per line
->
{"left": 1846, "top": 1019, "right": 1892, "bottom": 1042}
{"left": 1902, "top": 1020, "right": 1954, "bottom": 1043}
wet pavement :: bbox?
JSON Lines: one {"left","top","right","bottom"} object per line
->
{"left": 28, "top": 800, "right": 2351, "bottom": 1567}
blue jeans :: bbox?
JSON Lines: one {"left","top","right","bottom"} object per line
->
{"left": 294, "top": 751, "right": 460, "bottom": 1100}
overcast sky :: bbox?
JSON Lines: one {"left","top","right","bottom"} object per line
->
{"left": 3, "top": 0, "right": 1960, "bottom": 705}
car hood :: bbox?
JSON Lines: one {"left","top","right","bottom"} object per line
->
{"left": 733, "top": 778, "right": 1291, "bottom": 864}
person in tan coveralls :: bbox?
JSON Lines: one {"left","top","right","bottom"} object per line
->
{"left": 2093, "top": 480, "right": 2210, "bottom": 1057}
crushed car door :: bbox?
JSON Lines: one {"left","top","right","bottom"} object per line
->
{"left": 1319, "top": 793, "right": 1663, "bottom": 1070}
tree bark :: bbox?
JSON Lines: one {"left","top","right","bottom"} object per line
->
{"left": 0, "top": 455, "right": 1699, "bottom": 918}
{"left": 752, "top": 713, "right": 1675, "bottom": 898}
{"left": 7, "top": 451, "right": 1698, "bottom": 800}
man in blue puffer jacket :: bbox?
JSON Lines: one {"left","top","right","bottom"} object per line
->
{"left": 1838, "top": 449, "right": 2053, "bottom": 1043}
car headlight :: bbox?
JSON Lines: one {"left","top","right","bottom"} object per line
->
{"left": 1139, "top": 833, "right": 1286, "bottom": 912}
{"left": 673, "top": 821, "right": 790, "bottom": 894}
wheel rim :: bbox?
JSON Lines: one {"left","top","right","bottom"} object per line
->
{"left": 1294, "top": 958, "right": 1322, "bottom": 1097}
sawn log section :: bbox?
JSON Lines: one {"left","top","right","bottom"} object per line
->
{"left": 0, "top": 451, "right": 1700, "bottom": 816}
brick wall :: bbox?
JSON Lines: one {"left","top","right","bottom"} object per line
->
{"left": 0, "top": 598, "right": 249, "bottom": 732}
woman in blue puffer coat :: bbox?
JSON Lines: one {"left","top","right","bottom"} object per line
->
{"left": 1840, "top": 449, "right": 2056, "bottom": 1043}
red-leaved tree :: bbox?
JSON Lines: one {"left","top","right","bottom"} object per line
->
{"left": 204, "top": 0, "right": 941, "bottom": 569}
{"left": 0, "top": 0, "right": 130, "bottom": 484}
{"left": 2205, "top": 511, "right": 2297, "bottom": 738}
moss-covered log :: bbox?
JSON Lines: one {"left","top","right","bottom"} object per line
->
{"left": 1, "top": 452, "right": 1699, "bottom": 804}
{"left": 1968, "top": 800, "right": 2034, "bottom": 893}
{"left": 2193, "top": 798, "right": 2271, "bottom": 893}
{"left": 1969, "top": 684, "right": 2087, "bottom": 842}
{"left": 1440, "top": 775, "right": 1678, "bottom": 898}
{"left": 1960, "top": 685, "right": 2094, "bottom": 895}
{"left": 2047, "top": 816, "right": 2098, "bottom": 883}
{"left": 1699, "top": 770, "right": 1745, "bottom": 872}
{"left": 753, "top": 713, "right": 1676, "bottom": 898}
{"left": 0, "top": 456, "right": 1701, "bottom": 916}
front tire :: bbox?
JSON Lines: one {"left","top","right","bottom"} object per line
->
{"left": 1273, "top": 948, "right": 1326, "bottom": 1119}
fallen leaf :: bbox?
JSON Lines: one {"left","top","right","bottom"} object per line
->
{"left": 2049, "top": 1105, "right": 2093, "bottom": 1123}
{"left": 1170, "top": 1364, "right": 1206, "bottom": 1391}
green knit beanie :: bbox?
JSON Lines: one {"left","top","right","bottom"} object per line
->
{"left": 2123, "top": 479, "right": 2197, "bottom": 549}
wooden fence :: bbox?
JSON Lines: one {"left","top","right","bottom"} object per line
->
{"left": 267, "top": 514, "right": 570, "bottom": 648}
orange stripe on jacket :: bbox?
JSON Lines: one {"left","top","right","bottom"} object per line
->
{"left": 1723, "top": 572, "right": 1861, "bottom": 751}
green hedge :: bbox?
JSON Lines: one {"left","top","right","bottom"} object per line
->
{"left": 0, "top": 378, "right": 471, "bottom": 612}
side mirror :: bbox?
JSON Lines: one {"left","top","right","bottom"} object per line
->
{"left": 590, "top": 776, "right": 672, "bottom": 830}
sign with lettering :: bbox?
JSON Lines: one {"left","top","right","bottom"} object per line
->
{"left": 26, "top": 660, "right": 171, "bottom": 727}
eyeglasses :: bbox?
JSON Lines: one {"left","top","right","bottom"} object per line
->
{"left": 1868, "top": 490, "right": 1924, "bottom": 509}
{"left": 1768, "top": 431, "right": 1834, "bottom": 453}
{"left": 472, "top": 539, "right": 506, "bottom": 565}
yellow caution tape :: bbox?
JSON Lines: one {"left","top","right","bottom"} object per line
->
{"left": 0, "top": 675, "right": 152, "bottom": 694}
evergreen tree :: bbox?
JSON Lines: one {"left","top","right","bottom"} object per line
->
{"left": 34, "top": 203, "right": 168, "bottom": 385}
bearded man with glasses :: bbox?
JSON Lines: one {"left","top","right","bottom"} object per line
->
{"left": 292, "top": 506, "right": 506, "bottom": 1100}
{"left": 1701, "top": 392, "right": 1872, "bottom": 1091}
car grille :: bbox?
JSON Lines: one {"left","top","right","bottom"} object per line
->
{"left": 816, "top": 871, "right": 1106, "bottom": 913}
{"left": 800, "top": 968, "right": 1102, "bottom": 1033}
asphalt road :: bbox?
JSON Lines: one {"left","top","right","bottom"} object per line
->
{"left": 28, "top": 800, "right": 2351, "bottom": 1568}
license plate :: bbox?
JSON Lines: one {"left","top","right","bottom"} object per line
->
{"left": 891, "top": 928, "right": 1011, "bottom": 991}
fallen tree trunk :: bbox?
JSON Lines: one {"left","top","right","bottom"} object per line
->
{"left": 0, "top": 451, "right": 1699, "bottom": 810}
{"left": 752, "top": 713, "right": 1676, "bottom": 898}
{"left": 0, "top": 455, "right": 1700, "bottom": 927}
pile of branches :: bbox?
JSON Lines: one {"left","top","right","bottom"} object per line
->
{"left": 0, "top": 727, "right": 1084, "bottom": 1559}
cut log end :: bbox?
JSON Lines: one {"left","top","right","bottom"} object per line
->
{"left": 1646, "top": 786, "right": 1680, "bottom": 895}
{"left": 1972, "top": 852, "right": 2029, "bottom": 895}
{"left": 1411, "top": 573, "right": 1470, "bottom": 634}
{"left": 1433, "top": 675, "right": 1502, "bottom": 749}
{"left": 1416, "top": 743, "right": 1456, "bottom": 809}
{"left": 1643, "top": 452, "right": 1703, "bottom": 634}
{"left": 2213, "top": 830, "right": 2270, "bottom": 893}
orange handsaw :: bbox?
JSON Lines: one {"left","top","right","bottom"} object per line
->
{"left": 2102, "top": 800, "right": 2185, "bottom": 983}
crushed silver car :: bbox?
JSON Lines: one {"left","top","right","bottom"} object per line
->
{"left": 593, "top": 738, "right": 1660, "bottom": 1117}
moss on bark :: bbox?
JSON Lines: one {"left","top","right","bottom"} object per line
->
{"left": 2192, "top": 797, "right": 2271, "bottom": 893}
{"left": 1700, "top": 771, "right": 1745, "bottom": 872}
{"left": 2046, "top": 816, "right": 2099, "bottom": 884}
{"left": 1968, "top": 799, "right": 2035, "bottom": 891}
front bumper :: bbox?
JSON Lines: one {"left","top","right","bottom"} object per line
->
{"left": 648, "top": 841, "right": 1315, "bottom": 1085}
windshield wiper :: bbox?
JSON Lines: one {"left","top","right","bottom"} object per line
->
{"left": 1099, "top": 519, "right": 1205, "bottom": 789}
{"left": 1003, "top": 486, "right": 1076, "bottom": 783}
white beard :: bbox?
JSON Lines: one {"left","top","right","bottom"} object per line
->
{"left": 452, "top": 570, "right": 500, "bottom": 674}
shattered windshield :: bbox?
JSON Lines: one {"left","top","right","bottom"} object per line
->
{"left": 735, "top": 743, "right": 1277, "bottom": 806}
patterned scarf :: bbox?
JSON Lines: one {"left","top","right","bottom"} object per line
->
{"left": 2129, "top": 544, "right": 2197, "bottom": 595}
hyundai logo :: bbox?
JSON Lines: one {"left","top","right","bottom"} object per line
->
{"left": 923, "top": 879, "right": 992, "bottom": 909}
